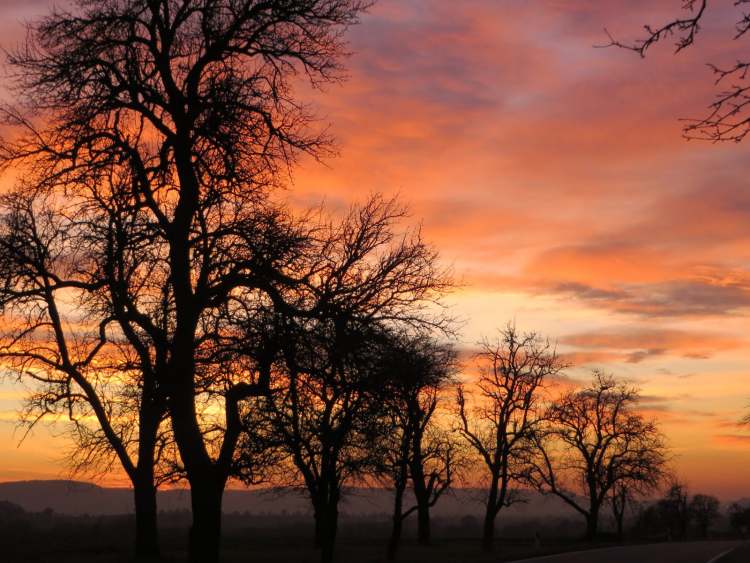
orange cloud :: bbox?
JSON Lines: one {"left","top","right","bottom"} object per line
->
{"left": 560, "top": 328, "right": 744, "bottom": 363}
{"left": 713, "top": 434, "right": 750, "bottom": 448}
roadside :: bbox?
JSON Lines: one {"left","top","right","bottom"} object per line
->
{"left": 713, "top": 542, "right": 750, "bottom": 563}
{"left": 509, "top": 541, "right": 741, "bottom": 563}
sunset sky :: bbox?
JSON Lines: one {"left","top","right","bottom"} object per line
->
{"left": 0, "top": 1, "right": 749, "bottom": 499}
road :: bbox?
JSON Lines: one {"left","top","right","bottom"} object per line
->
{"left": 513, "top": 541, "right": 747, "bottom": 563}
{"left": 716, "top": 542, "right": 750, "bottom": 563}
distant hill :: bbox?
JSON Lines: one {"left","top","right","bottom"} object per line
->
{"left": 0, "top": 480, "right": 135, "bottom": 515}
{"left": 0, "top": 480, "right": 578, "bottom": 519}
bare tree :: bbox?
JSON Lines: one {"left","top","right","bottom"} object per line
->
{"left": 609, "top": 447, "right": 667, "bottom": 541}
{"left": 658, "top": 480, "right": 692, "bottom": 540}
{"left": 0, "top": 2, "right": 372, "bottom": 562}
{"left": 526, "top": 371, "right": 668, "bottom": 541}
{"left": 728, "top": 502, "right": 750, "bottom": 537}
{"left": 690, "top": 494, "right": 720, "bottom": 538}
{"left": 378, "top": 334, "right": 458, "bottom": 558}
{"left": 239, "top": 197, "right": 452, "bottom": 563}
{"left": 261, "top": 324, "right": 387, "bottom": 563}
{"left": 610, "top": 482, "right": 635, "bottom": 542}
{"left": 605, "top": 0, "right": 750, "bottom": 142}
{"left": 456, "top": 325, "right": 564, "bottom": 552}
{"left": 0, "top": 186, "right": 172, "bottom": 559}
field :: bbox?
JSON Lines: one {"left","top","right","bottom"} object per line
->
{"left": 0, "top": 513, "right": 617, "bottom": 563}
{"left": 0, "top": 485, "right": 744, "bottom": 563}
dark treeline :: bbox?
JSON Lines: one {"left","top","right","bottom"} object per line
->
{"left": 0, "top": 487, "right": 747, "bottom": 563}
{"left": 0, "top": 1, "right": 700, "bottom": 563}
{"left": 633, "top": 481, "right": 750, "bottom": 541}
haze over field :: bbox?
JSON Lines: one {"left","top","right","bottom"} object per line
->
{"left": 0, "top": 0, "right": 748, "bottom": 503}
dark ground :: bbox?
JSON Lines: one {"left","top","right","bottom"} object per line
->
{"left": 0, "top": 498, "right": 745, "bottom": 563}
{"left": 0, "top": 534, "right": 697, "bottom": 563}
{"left": 0, "top": 519, "right": 744, "bottom": 563}
{"left": 0, "top": 520, "right": 584, "bottom": 563}
{"left": 0, "top": 498, "right": 590, "bottom": 562}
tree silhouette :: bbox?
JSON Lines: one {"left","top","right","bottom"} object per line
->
{"left": 610, "top": 482, "right": 635, "bottom": 542}
{"left": 0, "top": 2, "right": 372, "bottom": 562}
{"left": 0, "top": 186, "right": 170, "bottom": 559}
{"left": 238, "top": 197, "right": 452, "bottom": 563}
{"left": 456, "top": 324, "right": 564, "bottom": 552}
{"left": 260, "top": 324, "right": 386, "bottom": 563}
{"left": 728, "top": 502, "right": 750, "bottom": 537}
{"left": 657, "top": 481, "right": 692, "bottom": 540}
{"left": 606, "top": 0, "right": 750, "bottom": 142}
{"left": 609, "top": 449, "right": 666, "bottom": 541}
{"left": 378, "top": 334, "right": 458, "bottom": 559}
{"left": 690, "top": 493, "right": 720, "bottom": 538}
{"left": 526, "top": 372, "right": 668, "bottom": 541}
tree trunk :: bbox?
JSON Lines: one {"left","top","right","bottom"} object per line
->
{"left": 310, "top": 477, "right": 341, "bottom": 563}
{"left": 611, "top": 489, "right": 627, "bottom": 542}
{"left": 133, "top": 398, "right": 161, "bottom": 560}
{"left": 482, "top": 509, "right": 496, "bottom": 552}
{"left": 387, "top": 485, "right": 405, "bottom": 560}
{"left": 188, "top": 478, "right": 223, "bottom": 563}
{"left": 416, "top": 502, "right": 430, "bottom": 545}
{"left": 614, "top": 505, "right": 625, "bottom": 542}
{"left": 408, "top": 423, "right": 431, "bottom": 546}
{"left": 169, "top": 358, "right": 227, "bottom": 563}
{"left": 167, "top": 156, "right": 222, "bottom": 562}
{"left": 585, "top": 508, "right": 599, "bottom": 541}
{"left": 314, "top": 509, "right": 323, "bottom": 549}
{"left": 481, "top": 476, "right": 499, "bottom": 552}
{"left": 317, "top": 503, "right": 339, "bottom": 563}
{"left": 172, "top": 392, "right": 225, "bottom": 563}
{"left": 133, "top": 477, "right": 160, "bottom": 560}
{"left": 584, "top": 483, "right": 600, "bottom": 542}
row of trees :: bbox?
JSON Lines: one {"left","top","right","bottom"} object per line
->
{"left": 636, "top": 482, "right": 722, "bottom": 540}
{"left": 0, "top": 1, "right": 669, "bottom": 562}
{"left": 454, "top": 332, "right": 667, "bottom": 548}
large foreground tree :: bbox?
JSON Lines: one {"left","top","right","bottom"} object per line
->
{"left": 0, "top": 2, "right": 373, "bottom": 562}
